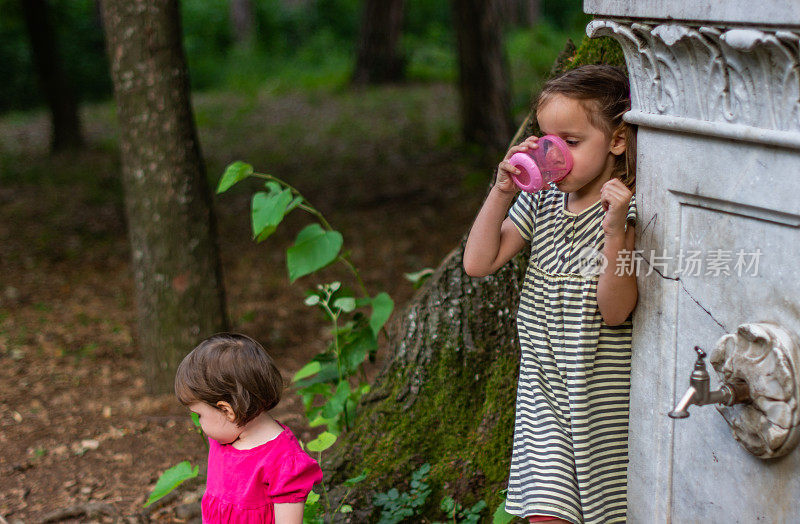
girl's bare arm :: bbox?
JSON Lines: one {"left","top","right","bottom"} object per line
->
{"left": 597, "top": 224, "right": 637, "bottom": 325}
{"left": 464, "top": 137, "right": 540, "bottom": 277}
{"left": 597, "top": 178, "right": 638, "bottom": 325}
{"left": 273, "top": 502, "right": 304, "bottom": 524}
{"left": 463, "top": 188, "right": 526, "bottom": 277}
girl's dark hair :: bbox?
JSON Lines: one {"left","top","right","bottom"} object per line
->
{"left": 535, "top": 64, "right": 636, "bottom": 190}
{"left": 175, "top": 333, "right": 284, "bottom": 426}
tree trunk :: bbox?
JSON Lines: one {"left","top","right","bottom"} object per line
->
{"left": 230, "top": 0, "right": 256, "bottom": 46}
{"left": 523, "top": 0, "right": 542, "bottom": 26}
{"left": 327, "top": 241, "right": 526, "bottom": 519}
{"left": 326, "top": 36, "right": 624, "bottom": 522}
{"left": 498, "top": 0, "right": 541, "bottom": 27}
{"left": 451, "top": 0, "right": 514, "bottom": 153}
{"left": 99, "top": 0, "right": 228, "bottom": 394}
{"left": 352, "top": 0, "right": 405, "bottom": 85}
{"left": 20, "top": 0, "right": 83, "bottom": 152}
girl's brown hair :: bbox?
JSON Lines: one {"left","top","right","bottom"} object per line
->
{"left": 535, "top": 64, "right": 636, "bottom": 190}
{"left": 175, "top": 333, "right": 284, "bottom": 426}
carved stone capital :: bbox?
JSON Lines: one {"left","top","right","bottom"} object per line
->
{"left": 588, "top": 20, "right": 800, "bottom": 148}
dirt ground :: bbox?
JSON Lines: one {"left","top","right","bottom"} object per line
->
{"left": 0, "top": 85, "right": 492, "bottom": 522}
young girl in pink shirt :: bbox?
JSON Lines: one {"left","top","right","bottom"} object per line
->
{"left": 175, "top": 333, "right": 322, "bottom": 524}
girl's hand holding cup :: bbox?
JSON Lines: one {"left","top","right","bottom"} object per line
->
{"left": 496, "top": 136, "right": 541, "bottom": 194}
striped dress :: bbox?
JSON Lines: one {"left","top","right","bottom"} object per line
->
{"left": 505, "top": 188, "right": 636, "bottom": 524}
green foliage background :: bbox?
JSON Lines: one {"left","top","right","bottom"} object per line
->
{"left": 0, "top": 0, "right": 589, "bottom": 115}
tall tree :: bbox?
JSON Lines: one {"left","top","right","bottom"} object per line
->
{"left": 20, "top": 0, "right": 83, "bottom": 152}
{"left": 352, "top": 0, "right": 405, "bottom": 84}
{"left": 326, "top": 37, "right": 626, "bottom": 521}
{"left": 99, "top": 0, "right": 228, "bottom": 393}
{"left": 451, "top": 0, "right": 514, "bottom": 152}
{"left": 498, "top": 0, "right": 541, "bottom": 27}
{"left": 230, "top": 0, "right": 256, "bottom": 46}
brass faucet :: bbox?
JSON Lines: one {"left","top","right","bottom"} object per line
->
{"left": 668, "top": 346, "right": 749, "bottom": 419}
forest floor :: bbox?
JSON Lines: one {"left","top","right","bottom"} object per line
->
{"left": 0, "top": 83, "right": 501, "bottom": 522}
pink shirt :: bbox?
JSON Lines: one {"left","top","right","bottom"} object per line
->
{"left": 201, "top": 424, "right": 323, "bottom": 523}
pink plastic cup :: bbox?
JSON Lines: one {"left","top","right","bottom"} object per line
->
{"left": 508, "top": 135, "right": 573, "bottom": 192}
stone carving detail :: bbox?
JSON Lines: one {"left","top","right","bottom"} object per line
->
{"left": 588, "top": 20, "right": 800, "bottom": 133}
{"left": 710, "top": 322, "right": 800, "bottom": 458}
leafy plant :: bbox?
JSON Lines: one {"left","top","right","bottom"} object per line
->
{"left": 218, "top": 161, "right": 393, "bottom": 438}
{"left": 373, "top": 464, "right": 504, "bottom": 524}
{"left": 301, "top": 428, "right": 366, "bottom": 523}
{"left": 437, "top": 496, "right": 486, "bottom": 524}
{"left": 304, "top": 468, "right": 368, "bottom": 524}
{"left": 373, "top": 463, "right": 432, "bottom": 524}
{"left": 218, "top": 161, "right": 393, "bottom": 519}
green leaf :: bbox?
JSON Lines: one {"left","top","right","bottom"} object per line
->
{"left": 303, "top": 490, "right": 323, "bottom": 524}
{"left": 333, "top": 297, "right": 356, "bottom": 313}
{"left": 304, "top": 294, "right": 321, "bottom": 306}
{"left": 299, "top": 381, "right": 331, "bottom": 410}
{"left": 321, "top": 381, "right": 351, "bottom": 419}
{"left": 332, "top": 380, "right": 351, "bottom": 403}
{"left": 339, "top": 327, "right": 374, "bottom": 375}
{"left": 440, "top": 496, "right": 455, "bottom": 513}
{"left": 265, "top": 180, "right": 282, "bottom": 193}
{"left": 144, "top": 461, "right": 199, "bottom": 508}
{"left": 294, "top": 360, "right": 340, "bottom": 390}
{"left": 413, "top": 463, "right": 431, "bottom": 480}
{"left": 339, "top": 504, "right": 353, "bottom": 513}
{"left": 306, "top": 406, "right": 323, "bottom": 422}
{"left": 286, "top": 224, "right": 343, "bottom": 282}
{"left": 369, "top": 292, "right": 394, "bottom": 336}
{"left": 331, "top": 319, "right": 355, "bottom": 338}
{"left": 293, "top": 361, "right": 321, "bottom": 382}
{"left": 190, "top": 412, "right": 200, "bottom": 428}
{"left": 306, "top": 431, "right": 337, "bottom": 452}
{"left": 217, "top": 161, "right": 254, "bottom": 194}
{"left": 308, "top": 414, "right": 337, "bottom": 428}
{"left": 492, "top": 500, "right": 515, "bottom": 524}
{"left": 352, "top": 382, "right": 371, "bottom": 400}
{"left": 343, "top": 470, "right": 369, "bottom": 487}
{"left": 251, "top": 188, "right": 293, "bottom": 242}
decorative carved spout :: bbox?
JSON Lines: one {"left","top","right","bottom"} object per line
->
{"left": 710, "top": 322, "right": 800, "bottom": 458}
{"left": 668, "top": 324, "right": 800, "bottom": 459}
{"left": 668, "top": 346, "right": 749, "bottom": 419}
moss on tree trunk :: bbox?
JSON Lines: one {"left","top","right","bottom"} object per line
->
{"left": 328, "top": 244, "right": 526, "bottom": 519}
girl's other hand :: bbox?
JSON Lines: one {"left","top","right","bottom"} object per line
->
{"left": 496, "top": 136, "right": 540, "bottom": 194}
{"left": 600, "top": 178, "right": 633, "bottom": 238}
